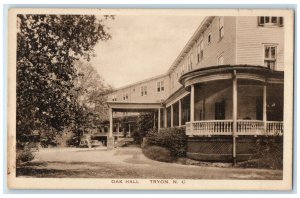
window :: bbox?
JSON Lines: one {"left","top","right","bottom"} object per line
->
{"left": 112, "top": 95, "right": 117, "bottom": 101}
{"left": 197, "top": 43, "right": 201, "bottom": 63}
{"left": 200, "top": 40, "right": 204, "bottom": 60}
{"left": 188, "top": 53, "right": 193, "bottom": 71}
{"left": 141, "top": 86, "right": 147, "bottom": 96}
{"left": 258, "top": 16, "right": 284, "bottom": 27}
{"left": 264, "top": 45, "right": 277, "bottom": 69}
{"left": 157, "top": 81, "right": 164, "bottom": 92}
{"left": 123, "top": 93, "right": 128, "bottom": 101}
{"left": 217, "top": 55, "right": 224, "bottom": 65}
{"left": 219, "top": 17, "right": 224, "bottom": 39}
{"left": 208, "top": 33, "right": 211, "bottom": 44}
{"left": 181, "top": 65, "right": 185, "bottom": 75}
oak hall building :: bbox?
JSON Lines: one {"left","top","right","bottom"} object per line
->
{"left": 105, "top": 16, "right": 284, "bottom": 162}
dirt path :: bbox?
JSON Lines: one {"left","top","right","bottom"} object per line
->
{"left": 17, "top": 146, "right": 283, "bottom": 179}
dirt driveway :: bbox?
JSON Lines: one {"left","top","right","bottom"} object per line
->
{"left": 17, "top": 146, "right": 282, "bottom": 179}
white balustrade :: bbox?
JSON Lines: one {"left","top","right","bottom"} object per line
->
{"left": 266, "top": 121, "right": 284, "bottom": 136}
{"left": 237, "top": 120, "right": 264, "bottom": 135}
{"left": 186, "top": 120, "right": 232, "bottom": 136}
{"left": 186, "top": 120, "right": 283, "bottom": 136}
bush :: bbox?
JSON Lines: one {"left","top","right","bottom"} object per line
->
{"left": 133, "top": 113, "right": 155, "bottom": 143}
{"left": 146, "top": 127, "right": 187, "bottom": 158}
{"left": 142, "top": 146, "right": 174, "bottom": 162}
{"left": 16, "top": 142, "right": 36, "bottom": 165}
{"left": 251, "top": 137, "right": 283, "bottom": 169}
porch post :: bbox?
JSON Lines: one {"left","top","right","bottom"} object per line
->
{"left": 171, "top": 104, "right": 174, "bottom": 127}
{"left": 232, "top": 70, "right": 237, "bottom": 165}
{"left": 109, "top": 108, "right": 113, "bottom": 137}
{"left": 153, "top": 111, "right": 156, "bottom": 128}
{"left": 117, "top": 123, "right": 120, "bottom": 139}
{"left": 164, "top": 108, "right": 167, "bottom": 128}
{"left": 263, "top": 83, "right": 267, "bottom": 133}
{"left": 108, "top": 107, "right": 114, "bottom": 149}
{"left": 158, "top": 108, "right": 161, "bottom": 131}
{"left": 190, "top": 85, "right": 195, "bottom": 122}
{"left": 128, "top": 123, "right": 131, "bottom": 137}
{"left": 179, "top": 100, "right": 182, "bottom": 126}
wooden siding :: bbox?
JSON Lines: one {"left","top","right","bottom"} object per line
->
{"left": 170, "top": 16, "right": 237, "bottom": 94}
{"left": 236, "top": 16, "right": 284, "bottom": 71}
{"left": 107, "top": 75, "right": 170, "bottom": 103}
{"left": 106, "top": 16, "right": 284, "bottom": 106}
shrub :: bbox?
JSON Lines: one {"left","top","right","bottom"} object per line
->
{"left": 142, "top": 146, "right": 174, "bottom": 162}
{"left": 133, "top": 113, "right": 155, "bottom": 143}
{"left": 16, "top": 142, "right": 36, "bottom": 165}
{"left": 146, "top": 127, "right": 187, "bottom": 158}
{"left": 251, "top": 137, "right": 283, "bottom": 169}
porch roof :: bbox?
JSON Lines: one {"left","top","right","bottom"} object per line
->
{"left": 107, "top": 101, "right": 162, "bottom": 112}
{"left": 179, "top": 65, "right": 284, "bottom": 86}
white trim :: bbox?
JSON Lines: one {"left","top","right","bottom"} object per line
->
{"left": 165, "top": 91, "right": 190, "bottom": 108}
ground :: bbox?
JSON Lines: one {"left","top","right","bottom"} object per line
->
{"left": 17, "top": 146, "right": 283, "bottom": 180}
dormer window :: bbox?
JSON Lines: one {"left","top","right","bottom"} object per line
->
{"left": 258, "top": 16, "right": 284, "bottom": 27}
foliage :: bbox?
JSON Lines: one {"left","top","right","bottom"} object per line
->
{"left": 250, "top": 137, "right": 283, "bottom": 169}
{"left": 132, "top": 113, "right": 155, "bottom": 143}
{"left": 16, "top": 142, "right": 36, "bottom": 165}
{"left": 142, "top": 146, "right": 174, "bottom": 162}
{"left": 146, "top": 127, "right": 187, "bottom": 158}
{"left": 16, "top": 14, "right": 113, "bottom": 147}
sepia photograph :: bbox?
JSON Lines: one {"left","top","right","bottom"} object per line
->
{"left": 7, "top": 8, "right": 294, "bottom": 190}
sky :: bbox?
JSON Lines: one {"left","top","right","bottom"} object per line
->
{"left": 90, "top": 15, "right": 204, "bottom": 89}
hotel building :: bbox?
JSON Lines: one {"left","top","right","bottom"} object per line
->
{"left": 105, "top": 16, "right": 284, "bottom": 161}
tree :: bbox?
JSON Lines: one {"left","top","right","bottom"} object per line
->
{"left": 68, "top": 60, "right": 113, "bottom": 145}
{"left": 133, "top": 113, "right": 155, "bottom": 143}
{"left": 16, "top": 14, "right": 113, "bottom": 144}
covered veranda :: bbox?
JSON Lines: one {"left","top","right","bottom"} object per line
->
{"left": 106, "top": 102, "right": 163, "bottom": 149}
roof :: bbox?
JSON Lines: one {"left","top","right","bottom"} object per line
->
{"left": 108, "top": 17, "right": 213, "bottom": 93}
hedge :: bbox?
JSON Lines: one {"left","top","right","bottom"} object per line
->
{"left": 142, "top": 146, "right": 174, "bottom": 162}
{"left": 146, "top": 127, "right": 187, "bottom": 158}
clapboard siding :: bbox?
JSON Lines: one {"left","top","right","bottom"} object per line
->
{"left": 107, "top": 75, "right": 170, "bottom": 103}
{"left": 169, "top": 16, "right": 237, "bottom": 94}
{"left": 236, "top": 16, "right": 284, "bottom": 71}
{"left": 107, "top": 16, "right": 285, "bottom": 105}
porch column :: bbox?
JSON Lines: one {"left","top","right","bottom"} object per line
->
{"left": 108, "top": 107, "right": 114, "bottom": 149}
{"left": 164, "top": 108, "right": 167, "bottom": 128}
{"left": 179, "top": 99, "right": 182, "bottom": 126}
{"left": 263, "top": 83, "right": 267, "bottom": 132}
{"left": 158, "top": 108, "right": 161, "bottom": 131}
{"left": 117, "top": 123, "right": 120, "bottom": 136}
{"left": 128, "top": 123, "right": 131, "bottom": 137}
{"left": 190, "top": 85, "right": 195, "bottom": 122}
{"left": 171, "top": 104, "right": 174, "bottom": 127}
{"left": 232, "top": 71, "right": 237, "bottom": 165}
{"left": 153, "top": 111, "right": 156, "bottom": 128}
{"left": 109, "top": 108, "right": 113, "bottom": 137}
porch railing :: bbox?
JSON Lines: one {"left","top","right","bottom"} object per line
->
{"left": 237, "top": 120, "right": 265, "bottom": 135}
{"left": 186, "top": 120, "right": 233, "bottom": 136}
{"left": 266, "top": 121, "right": 284, "bottom": 136}
{"left": 186, "top": 120, "right": 283, "bottom": 136}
